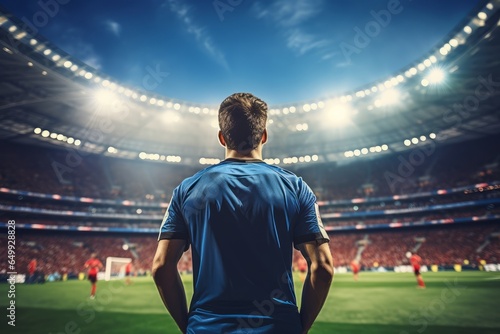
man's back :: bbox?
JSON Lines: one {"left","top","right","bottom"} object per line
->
{"left": 153, "top": 92, "right": 333, "bottom": 334}
{"left": 160, "top": 159, "right": 328, "bottom": 332}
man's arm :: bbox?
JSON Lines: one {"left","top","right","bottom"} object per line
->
{"left": 152, "top": 239, "right": 188, "bottom": 334}
{"left": 297, "top": 241, "right": 334, "bottom": 334}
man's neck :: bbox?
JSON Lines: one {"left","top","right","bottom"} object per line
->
{"left": 225, "top": 148, "right": 263, "bottom": 161}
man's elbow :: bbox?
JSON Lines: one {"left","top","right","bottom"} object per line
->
{"left": 152, "top": 258, "right": 167, "bottom": 282}
{"left": 314, "top": 259, "right": 334, "bottom": 282}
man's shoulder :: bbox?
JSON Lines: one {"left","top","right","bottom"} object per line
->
{"left": 177, "top": 161, "right": 305, "bottom": 192}
{"left": 179, "top": 164, "right": 220, "bottom": 186}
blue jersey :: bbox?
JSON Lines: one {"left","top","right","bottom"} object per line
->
{"left": 159, "top": 158, "right": 329, "bottom": 333}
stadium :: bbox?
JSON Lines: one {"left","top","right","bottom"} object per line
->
{"left": 0, "top": 0, "right": 500, "bottom": 333}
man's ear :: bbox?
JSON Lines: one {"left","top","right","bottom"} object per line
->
{"left": 261, "top": 129, "right": 268, "bottom": 145}
{"left": 218, "top": 130, "right": 226, "bottom": 147}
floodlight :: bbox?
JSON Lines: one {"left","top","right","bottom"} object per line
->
{"left": 94, "top": 89, "right": 118, "bottom": 107}
{"left": 379, "top": 89, "right": 400, "bottom": 106}
{"left": 326, "top": 103, "right": 352, "bottom": 126}
{"left": 427, "top": 68, "right": 445, "bottom": 84}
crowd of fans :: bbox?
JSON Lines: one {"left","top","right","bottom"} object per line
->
{"left": 1, "top": 223, "right": 499, "bottom": 279}
{"left": 0, "top": 141, "right": 198, "bottom": 201}
{"left": 299, "top": 136, "right": 499, "bottom": 201}
{"left": 328, "top": 207, "right": 500, "bottom": 227}
{"left": 1, "top": 136, "right": 498, "bottom": 204}
{"left": 0, "top": 234, "right": 133, "bottom": 278}
{"left": 1, "top": 135, "right": 499, "bottom": 279}
{"left": 359, "top": 225, "right": 500, "bottom": 268}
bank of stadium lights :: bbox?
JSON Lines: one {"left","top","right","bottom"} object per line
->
{"left": 33, "top": 128, "right": 81, "bottom": 146}
{"left": 302, "top": 103, "right": 318, "bottom": 112}
{"left": 296, "top": 123, "right": 308, "bottom": 131}
{"left": 14, "top": 31, "right": 27, "bottom": 40}
{"left": 283, "top": 155, "right": 319, "bottom": 164}
{"left": 94, "top": 89, "right": 119, "bottom": 106}
{"left": 199, "top": 158, "right": 221, "bottom": 165}
{"left": 7, "top": 27, "right": 188, "bottom": 111}
{"left": 421, "top": 68, "right": 446, "bottom": 87}
{"left": 325, "top": 102, "right": 352, "bottom": 126}
{"left": 4, "top": 0, "right": 495, "bottom": 117}
{"left": 427, "top": 68, "right": 445, "bottom": 84}
{"left": 373, "top": 89, "right": 400, "bottom": 108}
{"left": 269, "top": 106, "right": 296, "bottom": 115}
{"left": 280, "top": 106, "right": 297, "bottom": 115}
{"left": 107, "top": 147, "right": 118, "bottom": 154}
{"left": 264, "top": 158, "right": 281, "bottom": 165}
{"left": 403, "top": 133, "right": 436, "bottom": 146}
{"left": 139, "top": 152, "right": 182, "bottom": 163}
{"left": 344, "top": 144, "right": 388, "bottom": 158}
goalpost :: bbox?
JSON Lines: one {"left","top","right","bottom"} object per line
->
{"left": 104, "top": 257, "right": 132, "bottom": 281}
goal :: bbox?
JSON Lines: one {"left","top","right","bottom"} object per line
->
{"left": 104, "top": 257, "right": 132, "bottom": 281}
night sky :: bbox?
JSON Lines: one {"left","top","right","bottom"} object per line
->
{"left": 0, "top": 0, "right": 480, "bottom": 104}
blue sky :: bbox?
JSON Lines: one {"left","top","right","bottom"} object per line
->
{"left": 1, "top": 0, "right": 480, "bottom": 104}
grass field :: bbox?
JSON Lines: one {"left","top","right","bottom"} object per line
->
{"left": 1, "top": 271, "right": 500, "bottom": 334}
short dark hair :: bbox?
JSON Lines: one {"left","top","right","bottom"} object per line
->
{"left": 218, "top": 93, "right": 268, "bottom": 152}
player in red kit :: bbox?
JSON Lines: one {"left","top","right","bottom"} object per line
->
{"left": 407, "top": 252, "right": 425, "bottom": 288}
{"left": 84, "top": 253, "right": 103, "bottom": 299}
{"left": 350, "top": 259, "right": 360, "bottom": 281}
{"left": 295, "top": 256, "right": 308, "bottom": 282}
{"left": 27, "top": 258, "right": 37, "bottom": 284}
{"left": 125, "top": 261, "right": 133, "bottom": 285}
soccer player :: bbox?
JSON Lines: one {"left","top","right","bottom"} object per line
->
{"left": 350, "top": 259, "right": 360, "bottom": 281}
{"left": 27, "top": 258, "right": 37, "bottom": 284}
{"left": 153, "top": 93, "right": 334, "bottom": 334}
{"left": 125, "top": 260, "right": 133, "bottom": 285}
{"left": 407, "top": 252, "right": 425, "bottom": 288}
{"left": 84, "top": 253, "right": 103, "bottom": 299}
{"left": 295, "top": 255, "right": 308, "bottom": 282}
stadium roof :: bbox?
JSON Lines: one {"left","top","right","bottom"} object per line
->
{"left": 0, "top": 1, "right": 499, "bottom": 167}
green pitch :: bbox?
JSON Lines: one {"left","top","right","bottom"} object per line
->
{"left": 1, "top": 272, "right": 500, "bottom": 334}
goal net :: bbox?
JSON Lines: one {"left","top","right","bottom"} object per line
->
{"left": 104, "top": 257, "right": 132, "bottom": 281}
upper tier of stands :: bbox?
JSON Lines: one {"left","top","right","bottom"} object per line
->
{"left": 1, "top": 134, "right": 498, "bottom": 203}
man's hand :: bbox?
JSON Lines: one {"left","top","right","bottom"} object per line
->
{"left": 152, "top": 239, "right": 189, "bottom": 333}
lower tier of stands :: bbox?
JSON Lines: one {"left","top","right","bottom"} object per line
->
{"left": 1, "top": 223, "right": 498, "bottom": 278}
